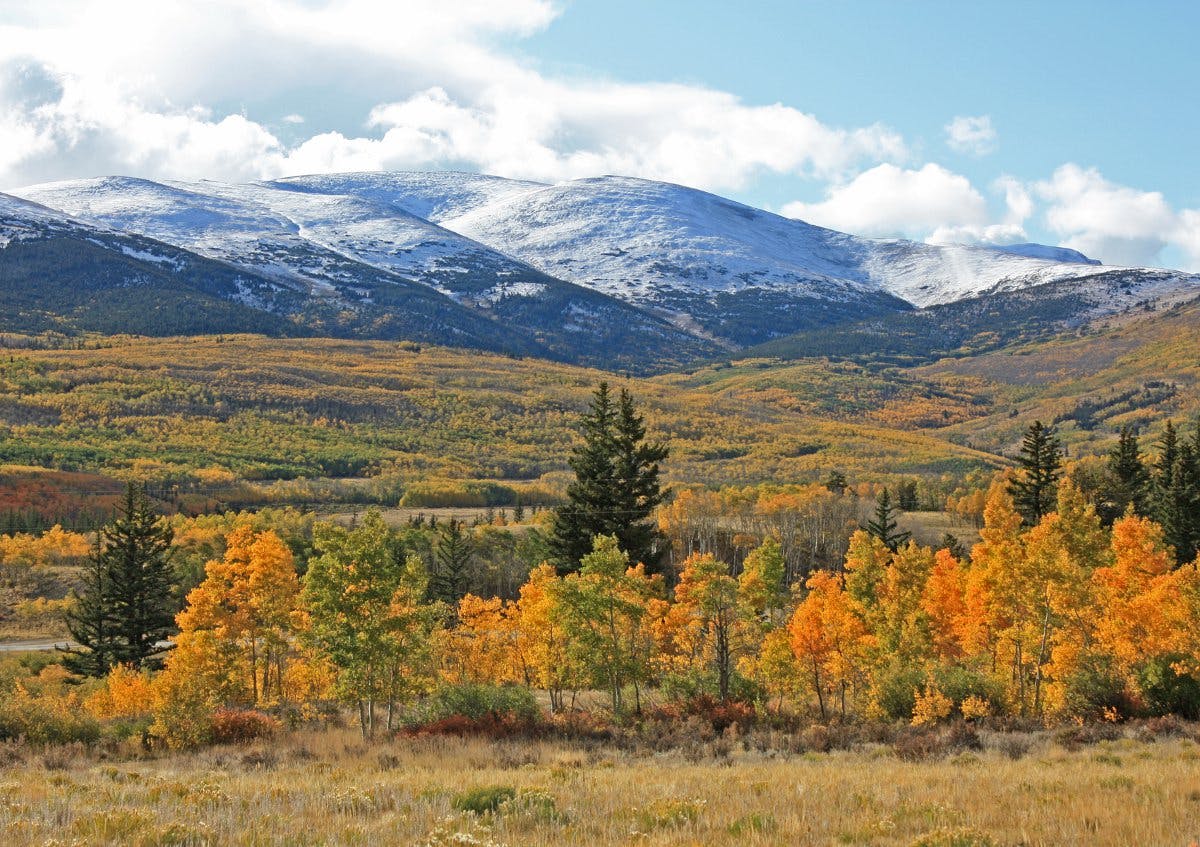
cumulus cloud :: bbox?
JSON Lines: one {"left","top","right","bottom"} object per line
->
{"left": 945, "top": 115, "right": 997, "bottom": 156}
{"left": 0, "top": 0, "right": 905, "bottom": 191}
{"left": 781, "top": 163, "right": 989, "bottom": 239}
{"left": 1035, "top": 164, "right": 1200, "bottom": 267}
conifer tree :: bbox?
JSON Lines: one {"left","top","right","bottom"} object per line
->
{"left": 550, "top": 383, "right": 668, "bottom": 574}
{"left": 823, "top": 470, "right": 848, "bottom": 495}
{"left": 1106, "top": 425, "right": 1150, "bottom": 520}
{"left": 63, "top": 484, "right": 175, "bottom": 675}
{"left": 1009, "top": 421, "right": 1063, "bottom": 525}
{"left": 865, "top": 488, "right": 911, "bottom": 552}
{"left": 1150, "top": 420, "right": 1200, "bottom": 565}
{"left": 62, "top": 535, "right": 116, "bottom": 677}
{"left": 431, "top": 519, "right": 474, "bottom": 606}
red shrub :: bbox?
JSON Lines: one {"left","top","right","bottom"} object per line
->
{"left": 210, "top": 709, "right": 281, "bottom": 744}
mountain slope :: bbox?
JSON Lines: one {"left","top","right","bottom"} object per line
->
{"left": 11, "top": 170, "right": 1200, "bottom": 360}
{"left": 277, "top": 172, "right": 1195, "bottom": 343}
{"left": 10, "top": 179, "right": 719, "bottom": 370}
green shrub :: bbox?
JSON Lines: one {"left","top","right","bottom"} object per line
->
{"left": 932, "top": 665, "right": 1005, "bottom": 714}
{"left": 452, "top": 785, "right": 516, "bottom": 815}
{"left": 1137, "top": 655, "right": 1200, "bottom": 719}
{"left": 1059, "top": 653, "right": 1133, "bottom": 720}
{"left": 409, "top": 683, "right": 541, "bottom": 727}
{"left": 873, "top": 662, "right": 926, "bottom": 721}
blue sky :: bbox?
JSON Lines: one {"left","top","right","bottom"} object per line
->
{"left": 525, "top": 0, "right": 1200, "bottom": 210}
{"left": 1, "top": 0, "right": 1197, "bottom": 268}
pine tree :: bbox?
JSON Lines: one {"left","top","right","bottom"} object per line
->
{"left": 610, "top": 386, "right": 669, "bottom": 572}
{"left": 431, "top": 519, "right": 474, "bottom": 606}
{"left": 1106, "top": 425, "right": 1150, "bottom": 520}
{"left": 1009, "top": 421, "right": 1063, "bottom": 525}
{"left": 62, "top": 484, "right": 175, "bottom": 675}
{"left": 1149, "top": 420, "right": 1200, "bottom": 565}
{"left": 549, "top": 383, "right": 668, "bottom": 574}
{"left": 823, "top": 470, "right": 848, "bottom": 495}
{"left": 896, "top": 479, "right": 919, "bottom": 511}
{"left": 61, "top": 535, "right": 116, "bottom": 677}
{"left": 865, "top": 488, "right": 911, "bottom": 552}
{"left": 939, "top": 532, "right": 968, "bottom": 562}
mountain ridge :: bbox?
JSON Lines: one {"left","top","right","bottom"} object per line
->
{"left": 7, "top": 171, "right": 1199, "bottom": 365}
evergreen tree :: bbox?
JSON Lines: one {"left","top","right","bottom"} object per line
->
{"left": 610, "top": 386, "right": 669, "bottom": 573}
{"left": 865, "top": 488, "right": 911, "bottom": 552}
{"left": 61, "top": 535, "right": 116, "bottom": 677}
{"left": 896, "top": 479, "right": 919, "bottom": 511}
{"left": 549, "top": 383, "right": 668, "bottom": 574}
{"left": 1148, "top": 420, "right": 1200, "bottom": 564}
{"left": 1009, "top": 421, "right": 1063, "bottom": 525}
{"left": 430, "top": 519, "right": 474, "bottom": 607}
{"left": 939, "top": 532, "right": 968, "bottom": 562}
{"left": 823, "top": 470, "right": 848, "bottom": 495}
{"left": 62, "top": 484, "right": 175, "bottom": 675}
{"left": 1104, "top": 425, "right": 1150, "bottom": 521}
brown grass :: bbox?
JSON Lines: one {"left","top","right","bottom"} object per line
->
{"left": 1, "top": 728, "right": 1197, "bottom": 846}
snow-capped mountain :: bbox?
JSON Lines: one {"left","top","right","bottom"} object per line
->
{"left": 8, "top": 179, "right": 719, "bottom": 370}
{"left": 8, "top": 171, "right": 1199, "bottom": 363}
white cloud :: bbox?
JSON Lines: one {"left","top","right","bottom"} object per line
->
{"left": 281, "top": 114, "right": 305, "bottom": 124}
{"left": 1035, "top": 164, "right": 1200, "bottom": 267}
{"left": 945, "top": 115, "right": 997, "bottom": 156}
{"left": 781, "top": 163, "right": 988, "bottom": 239}
{"left": 0, "top": 0, "right": 905, "bottom": 192}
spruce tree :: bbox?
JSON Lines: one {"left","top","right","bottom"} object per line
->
{"left": 63, "top": 484, "right": 175, "bottom": 675}
{"left": 1104, "top": 425, "right": 1150, "bottom": 521}
{"left": 611, "top": 386, "right": 669, "bottom": 572}
{"left": 1009, "top": 421, "right": 1063, "bottom": 525}
{"left": 865, "top": 488, "right": 911, "bottom": 552}
{"left": 430, "top": 519, "right": 474, "bottom": 606}
{"left": 62, "top": 536, "right": 116, "bottom": 677}
{"left": 549, "top": 383, "right": 668, "bottom": 574}
{"left": 823, "top": 470, "right": 848, "bottom": 495}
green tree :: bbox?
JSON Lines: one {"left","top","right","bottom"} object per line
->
{"left": 430, "top": 519, "right": 474, "bottom": 607}
{"left": 550, "top": 383, "right": 669, "bottom": 574}
{"left": 556, "top": 535, "right": 658, "bottom": 713}
{"left": 865, "top": 488, "right": 911, "bottom": 552}
{"left": 63, "top": 484, "right": 175, "bottom": 676}
{"left": 1150, "top": 420, "right": 1200, "bottom": 565}
{"left": 1009, "top": 421, "right": 1063, "bottom": 525}
{"left": 896, "top": 479, "right": 919, "bottom": 511}
{"left": 823, "top": 470, "right": 848, "bottom": 495}
{"left": 304, "top": 511, "right": 440, "bottom": 737}
{"left": 1103, "top": 425, "right": 1150, "bottom": 523}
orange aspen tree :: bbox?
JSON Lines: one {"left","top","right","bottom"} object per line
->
{"left": 789, "top": 570, "right": 870, "bottom": 719}
{"left": 174, "top": 527, "right": 302, "bottom": 706}
{"left": 922, "top": 548, "right": 967, "bottom": 661}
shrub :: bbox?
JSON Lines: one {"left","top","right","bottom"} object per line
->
{"left": 209, "top": 708, "right": 281, "bottom": 744}
{"left": 1058, "top": 653, "right": 1134, "bottom": 721}
{"left": 873, "top": 663, "right": 926, "bottom": 721}
{"left": 660, "top": 670, "right": 763, "bottom": 709}
{"left": 0, "top": 689, "right": 100, "bottom": 745}
{"left": 452, "top": 785, "right": 517, "bottom": 815}
{"left": 412, "top": 681, "right": 544, "bottom": 719}
{"left": 1137, "top": 655, "right": 1200, "bottom": 720}
{"left": 932, "top": 666, "right": 1005, "bottom": 716}
{"left": 912, "top": 685, "right": 954, "bottom": 727}
{"left": 892, "top": 728, "right": 948, "bottom": 761}
{"left": 647, "top": 692, "right": 755, "bottom": 733}
{"left": 404, "top": 684, "right": 542, "bottom": 736}
{"left": 909, "top": 827, "right": 998, "bottom": 847}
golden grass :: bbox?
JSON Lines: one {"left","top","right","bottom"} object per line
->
{"left": 2, "top": 729, "right": 1197, "bottom": 846}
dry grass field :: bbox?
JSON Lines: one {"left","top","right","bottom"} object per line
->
{"left": 2, "top": 727, "right": 1198, "bottom": 846}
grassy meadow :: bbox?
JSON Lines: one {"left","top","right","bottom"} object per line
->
{"left": 2, "top": 726, "right": 1198, "bottom": 846}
